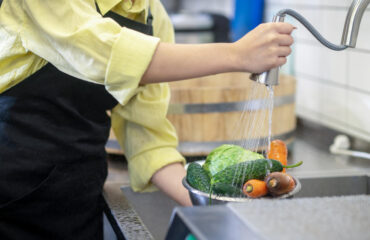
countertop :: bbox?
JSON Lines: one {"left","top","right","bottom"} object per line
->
{"left": 103, "top": 119, "right": 370, "bottom": 240}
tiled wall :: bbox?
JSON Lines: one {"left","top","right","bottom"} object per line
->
{"left": 265, "top": 0, "right": 370, "bottom": 142}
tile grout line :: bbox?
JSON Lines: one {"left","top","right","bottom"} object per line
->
{"left": 295, "top": 72, "right": 370, "bottom": 96}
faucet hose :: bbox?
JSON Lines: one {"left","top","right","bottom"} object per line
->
{"left": 276, "top": 9, "right": 348, "bottom": 51}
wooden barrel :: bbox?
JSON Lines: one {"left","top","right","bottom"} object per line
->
{"left": 167, "top": 72, "right": 296, "bottom": 156}
{"left": 106, "top": 73, "right": 296, "bottom": 156}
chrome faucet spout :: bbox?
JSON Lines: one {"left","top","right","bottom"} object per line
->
{"left": 341, "top": 0, "right": 370, "bottom": 48}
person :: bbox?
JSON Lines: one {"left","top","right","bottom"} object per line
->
{"left": 0, "top": 0, "right": 294, "bottom": 239}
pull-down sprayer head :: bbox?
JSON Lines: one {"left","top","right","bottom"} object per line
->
{"left": 249, "top": 14, "right": 285, "bottom": 86}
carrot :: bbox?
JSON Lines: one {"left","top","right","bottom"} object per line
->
{"left": 242, "top": 179, "right": 268, "bottom": 198}
{"left": 268, "top": 139, "right": 288, "bottom": 172}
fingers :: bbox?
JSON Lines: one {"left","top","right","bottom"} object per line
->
{"left": 277, "top": 46, "right": 292, "bottom": 57}
{"left": 261, "top": 23, "right": 294, "bottom": 46}
{"left": 277, "top": 35, "right": 294, "bottom": 46}
{"left": 274, "top": 57, "right": 287, "bottom": 68}
{"left": 266, "top": 56, "right": 287, "bottom": 69}
{"left": 237, "top": 22, "right": 295, "bottom": 73}
{"left": 275, "top": 22, "right": 296, "bottom": 34}
{"left": 277, "top": 57, "right": 287, "bottom": 66}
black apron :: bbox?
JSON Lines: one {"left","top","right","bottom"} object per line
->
{"left": 0, "top": 3, "right": 153, "bottom": 240}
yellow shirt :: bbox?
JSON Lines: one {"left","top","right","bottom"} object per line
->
{"left": 0, "top": 0, "right": 185, "bottom": 192}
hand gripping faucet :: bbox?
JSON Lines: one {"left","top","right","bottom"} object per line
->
{"left": 250, "top": 0, "right": 370, "bottom": 86}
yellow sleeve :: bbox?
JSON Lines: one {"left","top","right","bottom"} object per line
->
{"left": 111, "top": 83, "right": 185, "bottom": 192}
{"left": 111, "top": 0, "right": 186, "bottom": 192}
{"left": 3, "top": 0, "right": 159, "bottom": 105}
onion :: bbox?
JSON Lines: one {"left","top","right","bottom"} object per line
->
{"left": 264, "top": 172, "right": 295, "bottom": 196}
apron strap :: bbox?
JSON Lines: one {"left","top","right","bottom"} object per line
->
{"left": 95, "top": 1, "right": 153, "bottom": 36}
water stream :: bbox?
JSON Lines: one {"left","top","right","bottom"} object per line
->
{"left": 266, "top": 85, "right": 274, "bottom": 155}
{"left": 228, "top": 83, "right": 275, "bottom": 197}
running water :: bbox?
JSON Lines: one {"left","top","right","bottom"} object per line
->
{"left": 266, "top": 85, "right": 274, "bottom": 156}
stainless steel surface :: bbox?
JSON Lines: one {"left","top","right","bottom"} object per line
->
{"left": 166, "top": 206, "right": 262, "bottom": 240}
{"left": 341, "top": 0, "right": 370, "bottom": 47}
{"left": 167, "top": 195, "right": 370, "bottom": 240}
{"left": 228, "top": 195, "right": 370, "bottom": 240}
{"left": 168, "top": 94, "right": 295, "bottom": 114}
{"left": 249, "top": 14, "right": 285, "bottom": 86}
{"left": 183, "top": 176, "right": 302, "bottom": 206}
{"left": 250, "top": 68, "right": 280, "bottom": 86}
{"left": 296, "top": 172, "right": 369, "bottom": 198}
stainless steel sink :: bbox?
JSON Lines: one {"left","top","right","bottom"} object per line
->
{"left": 166, "top": 172, "right": 370, "bottom": 240}
{"left": 293, "top": 170, "right": 369, "bottom": 198}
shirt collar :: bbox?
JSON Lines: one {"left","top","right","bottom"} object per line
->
{"left": 96, "top": 0, "right": 148, "bottom": 15}
{"left": 96, "top": 0, "right": 121, "bottom": 15}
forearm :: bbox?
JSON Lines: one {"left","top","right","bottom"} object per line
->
{"left": 141, "top": 22, "right": 295, "bottom": 85}
{"left": 141, "top": 42, "right": 238, "bottom": 84}
{"left": 151, "top": 162, "right": 192, "bottom": 206}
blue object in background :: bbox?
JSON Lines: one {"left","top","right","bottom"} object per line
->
{"left": 231, "top": 0, "right": 265, "bottom": 41}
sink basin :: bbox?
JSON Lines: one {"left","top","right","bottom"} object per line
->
{"left": 294, "top": 171, "right": 369, "bottom": 198}
{"left": 166, "top": 172, "right": 370, "bottom": 240}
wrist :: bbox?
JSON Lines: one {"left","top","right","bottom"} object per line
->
{"left": 227, "top": 42, "right": 246, "bottom": 72}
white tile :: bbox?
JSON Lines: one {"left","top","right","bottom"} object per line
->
{"left": 295, "top": 106, "right": 322, "bottom": 125}
{"left": 295, "top": 75, "right": 325, "bottom": 113}
{"left": 347, "top": 89, "right": 370, "bottom": 135}
{"left": 295, "top": 42, "right": 347, "bottom": 85}
{"left": 348, "top": 51, "right": 370, "bottom": 92}
{"left": 291, "top": 9, "right": 347, "bottom": 44}
{"left": 321, "top": 84, "right": 348, "bottom": 123}
{"left": 322, "top": 10, "right": 348, "bottom": 44}
{"left": 321, "top": 0, "right": 352, "bottom": 7}
{"left": 295, "top": 75, "right": 348, "bottom": 125}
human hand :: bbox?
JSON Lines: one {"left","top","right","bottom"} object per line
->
{"left": 232, "top": 22, "right": 295, "bottom": 73}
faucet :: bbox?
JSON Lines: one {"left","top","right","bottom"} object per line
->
{"left": 342, "top": 0, "right": 370, "bottom": 47}
{"left": 250, "top": 0, "right": 370, "bottom": 86}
